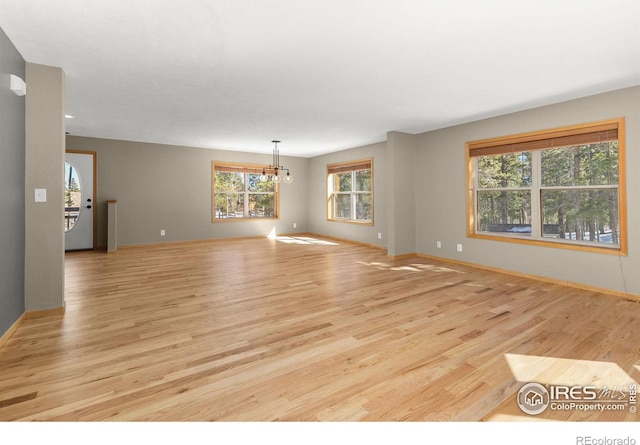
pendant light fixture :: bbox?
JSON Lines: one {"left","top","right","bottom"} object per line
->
{"left": 260, "top": 140, "right": 293, "bottom": 184}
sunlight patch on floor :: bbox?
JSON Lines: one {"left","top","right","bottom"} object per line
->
{"left": 356, "top": 261, "right": 466, "bottom": 274}
{"left": 276, "top": 236, "right": 339, "bottom": 246}
{"left": 356, "top": 261, "right": 390, "bottom": 270}
{"left": 484, "top": 413, "right": 552, "bottom": 421}
{"left": 390, "top": 265, "right": 423, "bottom": 272}
{"left": 409, "top": 263, "right": 465, "bottom": 274}
{"left": 504, "top": 353, "right": 637, "bottom": 388}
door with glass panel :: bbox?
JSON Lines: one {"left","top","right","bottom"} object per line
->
{"left": 65, "top": 151, "right": 96, "bottom": 251}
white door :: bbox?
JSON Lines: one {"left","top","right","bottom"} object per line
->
{"left": 65, "top": 152, "right": 95, "bottom": 251}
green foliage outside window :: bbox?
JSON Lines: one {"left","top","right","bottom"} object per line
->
{"left": 475, "top": 142, "right": 619, "bottom": 245}
{"left": 214, "top": 167, "right": 277, "bottom": 219}
{"left": 328, "top": 160, "right": 373, "bottom": 223}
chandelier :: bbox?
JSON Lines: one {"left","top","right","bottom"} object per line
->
{"left": 260, "top": 140, "right": 293, "bottom": 184}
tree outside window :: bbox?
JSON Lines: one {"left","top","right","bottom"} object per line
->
{"left": 213, "top": 163, "right": 278, "bottom": 220}
{"left": 467, "top": 119, "right": 626, "bottom": 254}
{"left": 327, "top": 159, "right": 373, "bottom": 224}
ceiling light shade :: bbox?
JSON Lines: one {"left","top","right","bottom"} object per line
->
{"left": 260, "top": 140, "right": 293, "bottom": 184}
{"left": 10, "top": 74, "right": 26, "bottom": 96}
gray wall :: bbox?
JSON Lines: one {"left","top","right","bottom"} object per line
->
{"left": 25, "top": 63, "right": 66, "bottom": 311}
{"left": 0, "top": 27, "right": 25, "bottom": 335}
{"left": 66, "top": 136, "right": 309, "bottom": 247}
{"left": 308, "top": 141, "right": 387, "bottom": 248}
{"left": 415, "top": 86, "right": 640, "bottom": 296}
{"left": 386, "top": 131, "right": 417, "bottom": 256}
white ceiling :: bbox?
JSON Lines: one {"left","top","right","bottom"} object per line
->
{"left": 1, "top": 0, "right": 639, "bottom": 157}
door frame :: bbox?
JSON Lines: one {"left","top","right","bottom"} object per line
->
{"left": 66, "top": 150, "right": 97, "bottom": 250}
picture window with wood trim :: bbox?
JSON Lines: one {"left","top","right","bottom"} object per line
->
{"left": 467, "top": 118, "right": 626, "bottom": 254}
{"left": 327, "top": 159, "right": 373, "bottom": 224}
{"left": 213, "top": 162, "right": 278, "bottom": 220}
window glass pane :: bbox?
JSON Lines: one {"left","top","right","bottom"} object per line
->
{"left": 355, "top": 193, "right": 372, "bottom": 221}
{"left": 213, "top": 164, "right": 280, "bottom": 221}
{"left": 355, "top": 169, "right": 371, "bottom": 191}
{"left": 215, "top": 171, "right": 244, "bottom": 192}
{"left": 249, "top": 194, "right": 275, "bottom": 217}
{"left": 541, "top": 142, "right": 618, "bottom": 187}
{"left": 334, "top": 194, "right": 351, "bottom": 219}
{"left": 64, "top": 162, "right": 81, "bottom": 232}
{"left": 327, "top": 160, "right": 373, "bottom": 224}
{"left": 477, "top": 152, "right": 531, "bottom": 189}
{"left": 214, "top": 193, "right": 244, "bottom": 218}
{"left": 248, "top": 173, "right": 274, "bottom": 192}
{"left": 541, "top": 189, "right": 619, "bottom": 244}
{"left": 336, "top": 172, "right": 352, "bottom": 192}
{"left": 468, "top": 120, "right": 624, "bottom": 252}
{"left": 476, "top": 190, "right": 532, "bottom": 235}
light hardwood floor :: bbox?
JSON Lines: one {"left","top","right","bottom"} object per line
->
{"left": 0, "top": 235, "right": 638, "bottom": 421}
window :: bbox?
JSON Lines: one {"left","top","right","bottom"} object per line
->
{"left": 64, "top": 161, "right": 81, "bottom": 232}
{"left": 467, "top": 118, "right": 627, "bottom": 254}
{"left": 327, "top": 159, "right": 373, "bottom": 224}
{"left": 212, "top": 162, "right": 278, "bottom": 220}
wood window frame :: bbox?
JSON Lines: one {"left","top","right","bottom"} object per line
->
{"left": 326, "top": 158, "right": 374, "bottom": 225}
{"left": 466, "top": 118, "right": 627, "bottom": 255}
{"left": 212, "top": 161, "right": 280, "bottom": 222}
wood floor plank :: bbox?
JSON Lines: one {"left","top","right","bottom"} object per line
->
{"left": 0, "top": 235, "right": 638, "bottom": 421}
